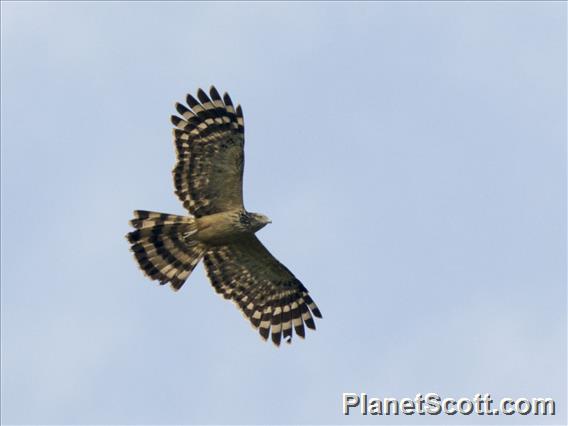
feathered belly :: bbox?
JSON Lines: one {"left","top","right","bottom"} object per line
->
{"left": 195, "top": 210, "right": 248, "bottom": 245}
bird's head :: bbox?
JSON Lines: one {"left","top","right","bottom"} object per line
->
{"left": 247, "top": 212, "right": 272, "bottom": 232}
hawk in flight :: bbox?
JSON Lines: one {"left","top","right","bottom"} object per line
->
{"left": 126, "top": 86, "right": 322, "bottom": 346}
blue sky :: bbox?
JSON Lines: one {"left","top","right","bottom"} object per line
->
{"left": 1, "top": 2, "right": 566, "bottom": 425}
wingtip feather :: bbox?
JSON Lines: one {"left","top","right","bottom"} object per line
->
{"left": 186, "top": 93, "right": 200, "bottom": 108}
{"left": 209, "top": 85, "right": 221, "bottom": 101}
{"left": 197, "top": 88, "right": 210, "bottom": 104}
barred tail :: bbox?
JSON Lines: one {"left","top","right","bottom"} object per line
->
{"left": 126, "top": 210, "right": 204, "bottom": 290}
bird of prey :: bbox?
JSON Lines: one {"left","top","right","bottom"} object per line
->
{"left": 126, "top": 86, "right": 322, "bottom": 346}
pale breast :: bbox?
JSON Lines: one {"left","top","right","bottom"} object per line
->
{"left": 195, "top": 210, "right": 248, "bottom": 244}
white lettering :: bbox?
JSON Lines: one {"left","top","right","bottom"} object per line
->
{"left": 343, "top": 393, "right": 359, "bottom": 415}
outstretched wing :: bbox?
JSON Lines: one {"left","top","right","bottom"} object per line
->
{"left": 203, "top": 235, "right": 322, "bottom": 346}
{"left": 171, "top": 86, "right": 245, "bottom": 218}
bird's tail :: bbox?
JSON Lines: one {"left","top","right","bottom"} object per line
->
{"left": 126, "top": 210, "right": 205, "bottom": 290}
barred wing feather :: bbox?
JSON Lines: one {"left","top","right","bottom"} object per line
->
{"left": 203, "top": 235, "right": 322, "bottom": 346}
{"left": 171, "top": 86, "right": 245, "bottom": 218}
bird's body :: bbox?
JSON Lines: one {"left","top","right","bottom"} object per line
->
{"left": 194, "top": 210, "right": 270, "bottom": 244}
{"left": 126, "top": 86, "right": 321, "bottom": 346}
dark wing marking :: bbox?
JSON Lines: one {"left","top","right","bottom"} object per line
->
{"left": 203, "top": 235, "right": 322, "bottom": 346}
{"left": 171, "top": 86, "right": 245, "bottom": 217}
